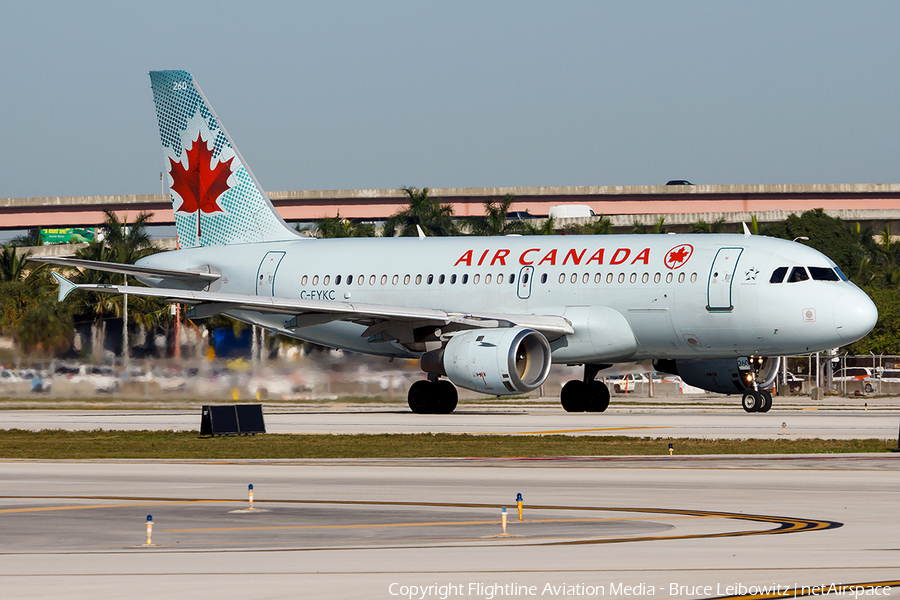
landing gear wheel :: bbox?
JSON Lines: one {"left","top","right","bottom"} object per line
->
{"left": 586, "top": 380, "right": 611, "bottom": 412}
{"left": 434, "top": 380, "right": 458, "bottom": 414}
{"left": 759, "top": 390, "right": 772, "bottom": 413}
{"left": 408, "top": 380, "right": 434, "bottom": 414}
{"left": 561, "top": 380, "right": 588, "bottom": 412}
{"left": 742, "top": 391, "right": 762, "bottom": 413}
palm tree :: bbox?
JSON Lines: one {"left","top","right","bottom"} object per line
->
{"left": 70, "top": 211, "right": 161, "bottom": 362}
{"left": 382, "top": 188, "right": 458, "bottom": 237}
{"left": 461, "top": 195, "right": 530, "bottom": 236}
{"left": 0, "top": 244, "right": 31, "bottom": 282}
{"left": 632, "top": 216, "right": 667, "bottom": 234}
{"left": 99, "top": 210, "right": 154, "bottom": 263}
{"left": 690, "top": 217, "right": 727, "bottom": 234}
{"left": 312, "top": 212, "right": 376, "bottom": 238}
{"left": 524, "top": 216, "right": 556, "bottom": 236}
{"left": 587, "top": 216, "right": 613, "bottom": 235}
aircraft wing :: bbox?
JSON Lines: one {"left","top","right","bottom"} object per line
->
{"left": 50, "top": 273, "right": 574, "bottom": 340}
{"left": 30, "top": 256, "right": 220, "bottom": 285}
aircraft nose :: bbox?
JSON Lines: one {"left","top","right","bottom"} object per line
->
{"left": 834, "top": 289, "right": 878, "bottom": 342}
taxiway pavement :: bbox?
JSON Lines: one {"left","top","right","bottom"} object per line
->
{"left": 0, "top": 457, "right": 898, "bottom": 599}
{"left": 1, "top": 403, "right": 899, "bottom": 439}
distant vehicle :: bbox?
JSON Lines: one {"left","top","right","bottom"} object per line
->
{"left": 548, "top": 204, "right": 595, "bottom": 219}
{"left": 505, "top": 211, "right": 534, "bottom": 221}
{"left": 608, "top": 373, "right": 649, "bottom": 394}
{"left": 783, "top": 372, "right": 806, "bottom": 393}
{"left": 877, "top": 369, "right": 900, "bottom": 383}
{"left": 666, "top": 180, "right": 693, "bottom": 186}
{"left": 63, "top": 364, "right": 120, "bottom": 393}
{"left": 833, "top": 367, "right": 875, "bottom": 393}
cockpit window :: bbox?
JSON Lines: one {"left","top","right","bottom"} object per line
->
{"left": 808, "top": 266, "right": 840, "bottom": 281}
{"left": 787, "top": 266, "right": 809, "bottom": 283}
{"left": 834, "top": 267, "right": 849, "bottom": 281}
{"left": 769, "top": 266, "right": 788, "bottom": 284}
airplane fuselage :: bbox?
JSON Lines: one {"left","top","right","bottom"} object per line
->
{"left": 137, "top": 233, "right": 875, "bottom": 363}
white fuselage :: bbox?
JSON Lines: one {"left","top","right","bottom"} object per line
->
{"left": 137, "top": 233, "right": 877, "bottom": 362}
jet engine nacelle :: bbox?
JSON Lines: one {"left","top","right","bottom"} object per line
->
{"left": 421, "top": 327, "right": 552, "bottom": 395}
{"left": 655, "top": 356, "right": 781, "bottom": 395}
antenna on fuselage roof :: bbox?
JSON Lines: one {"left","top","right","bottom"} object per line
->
{"left": 416, "top": 225, "right": 426, "bottom": 240}
{"left": 742, "top": 222, "right": 752, "bottom": 237}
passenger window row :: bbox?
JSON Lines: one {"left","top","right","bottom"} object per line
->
{"left": 770, "top": 266, "right": 844, "bottom": 284}
{"left": 298, "top": 271, "right": 699, "bottom": 286}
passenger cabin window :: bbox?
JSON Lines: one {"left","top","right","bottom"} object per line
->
{"left": 787, "top": 267, "right": 809, "bottom": 283}
{"left": 808, "top": 267, "right": 840, "bottom": 281}
{"left": 769, "top": 267, "right": 788, "bottom": 283}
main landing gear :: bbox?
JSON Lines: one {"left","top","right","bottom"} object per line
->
{"left": 741, "top": 389, "right": 772, "bottom": 413}
{"left": 561, "top": 364, "right": 611, "bottom": 412}
{"left": 407, "top": 376, "right": 459, "bottom": 414}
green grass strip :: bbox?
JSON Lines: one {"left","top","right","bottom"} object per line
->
{"left": 0, "top": 430, "right": 892, "bottom": 459}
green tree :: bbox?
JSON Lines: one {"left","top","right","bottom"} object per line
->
{"left": 382, "top": 188, "right": 459, "bottom": 237}
{"left": 311, "top": 212, "right": 376, "bottom": 238}
{"left": 762, "top": 209, "right": 861, "bottom": 274}
{"left": 690, "top": 217, "right": 726, "bottom": 234}
{"left": 0, "top": 244, "right": 32, "bottom": 283}
{"left": 69, "top": 211, "right": 163, "bottom": 361}
{"left": 632, "top": 216, "right": 667, "bottom": 234}
{"left": 462, "top": 195, "right": 530, "bottom": 236}
{"left": 524, "top": 216, "right": 556, "bottom": 236}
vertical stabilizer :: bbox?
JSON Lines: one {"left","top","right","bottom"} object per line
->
{"left": 149, "top": 70, "right": 299, "bottom": 248}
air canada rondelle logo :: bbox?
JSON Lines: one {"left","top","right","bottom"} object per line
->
{"left": 664, "top": 244, "right": 693, "bottom": 269}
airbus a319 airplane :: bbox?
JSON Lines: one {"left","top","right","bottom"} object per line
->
{"left": 35, "top": 70, "right": 878, "bottom": 414}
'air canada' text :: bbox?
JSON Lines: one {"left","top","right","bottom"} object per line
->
{"left": 454, "top": 248, "right": 651, "bottom": 268}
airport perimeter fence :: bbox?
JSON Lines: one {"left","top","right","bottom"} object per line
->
{"left": 781, "top": 354, "right": 900, "bottom": 396}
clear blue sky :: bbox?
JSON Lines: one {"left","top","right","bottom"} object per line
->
{"left": 2, "top": 1, "right": 899, "bottom": 199}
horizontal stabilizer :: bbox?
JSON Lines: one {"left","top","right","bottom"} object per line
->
{"left": 29, "top": 256, "right": 220, "bottom": 283}
{"left": 51, "top": 272, "right": 78, "bottom": 302}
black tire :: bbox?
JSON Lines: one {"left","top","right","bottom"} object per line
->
{"left": 586, "top": 380, "right": 611, "bottom": 412}
{"left": 434, "top": 380, "right": 458, "bottom": 414}
{"left": 742, "top": 391, "right": 760, "bottom": 413}
{"left": 561, "top": 380, "right": 588, "bottom": 412}
{"left": 408, "top": 380, "right": 434, "bottom": 414}
{"left": 865, "top": 382, "right": 874, "bottom": 394}
{"left": 759, "top": 390, "right": 772, "bottom": 413}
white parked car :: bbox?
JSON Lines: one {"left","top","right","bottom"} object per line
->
{"left": 832, "top": 367, "right": 875, "bottom": 393}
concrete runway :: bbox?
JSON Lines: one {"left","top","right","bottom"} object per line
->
{"left": 1, "top": 457, "right": 899, "bottom": 599}
{"left": 2, "top": 403, "right": 900, "bottom": 439}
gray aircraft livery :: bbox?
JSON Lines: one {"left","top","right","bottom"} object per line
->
{"left": 36, "top": 70, "right": 878, "bottom": 414}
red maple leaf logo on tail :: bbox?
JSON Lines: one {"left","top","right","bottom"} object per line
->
{"left": 168, "top": 132, "right": 234, "bottom": 237}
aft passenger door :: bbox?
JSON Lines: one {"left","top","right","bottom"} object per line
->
{"left": 256, "top": 251, "right": 285, "bottom": 296}
{"left": 707, "top": 248, "right": 743, "bottom": 312}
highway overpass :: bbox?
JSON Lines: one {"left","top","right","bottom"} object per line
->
{"left": 3, "top": 183, "right": 900, "bottom": 233}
